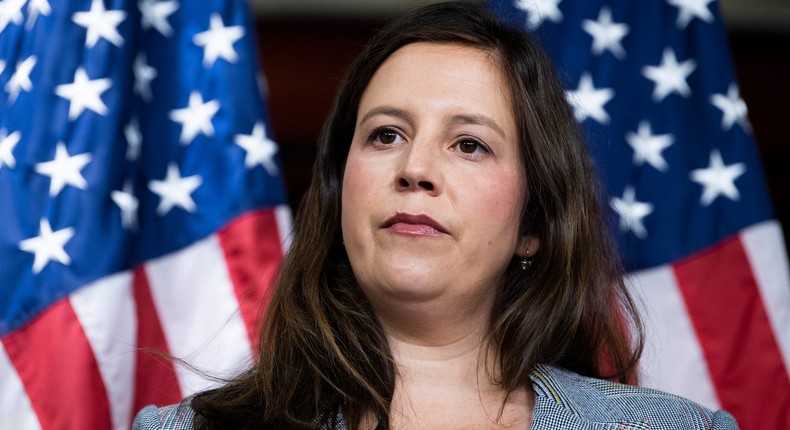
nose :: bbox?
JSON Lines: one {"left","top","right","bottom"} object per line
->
{"left": 395, "top": 138, "right": 442, "bottom": 195}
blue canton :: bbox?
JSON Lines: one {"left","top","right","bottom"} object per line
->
{"left": 487, "top": 0, "right": 774, "bottom": 271}
{"left": 0, "top": 0, "right": 287, "bottom": 335}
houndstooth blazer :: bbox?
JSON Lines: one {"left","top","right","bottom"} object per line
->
{"left": 133, "top": 365, "right": 738, "bottom": 429}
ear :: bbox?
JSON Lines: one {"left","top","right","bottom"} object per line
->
{"left": 516, "top": 234, "right": 540, "bottom": 259}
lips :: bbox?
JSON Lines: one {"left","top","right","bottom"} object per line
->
{"left": 382, "top": 213, "right": 449, "bottom": 236}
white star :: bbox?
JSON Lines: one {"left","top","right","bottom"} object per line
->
{"left": 54, "top": 67, "right": 112, "bottom": 120}
{"left": 0, "top": 60, "right": 5, "bottom": 75}
{"left": 148, "top": 163, "right": 202, "bottom": 215}
{"left": 667, "top": 0, "right": 714, "bottom": 29}
{"left": 25, "top": 0, "right": 51, "bottom": 29}
{"left": 611, "top": 186, "right": 654, "bottom": 239}
{"left": 192, "top": 12, "right": 245, "bottom": 67}
{"left": 0, "top": 128, "right": 21, "bottom": 170}
{"left": 234, "top": 121, "right": 279, "bottom": 175}
{"left": 514, "top": 0, "right": 563, "bottom": 30}
{"left": 111, "top": 181, "right": 139, "bottom": 230}
{"left": 5, "top": 55, "right": 36, "bottom": 103}
{"left": 133, "top": 52, "right": 157, "bottom": 102}
{"left": 168, "top": 91, "right": 219, "bottom": 145}
{"left": 0, "top": 0, "right": 25, "bottom": 32}
{"left": 565, "top": 73, "right": 614, "bottom": 124}
{"left": 710, "top": 83, "right": 749, "bottom": 131}
{"left": 625, "top": 121, "right": 675, "bottom": 172}
{"left": 642, "top": 48, "right": 696, "bottom": 102}
{"left": 19, "top": 218, "right": 75, "bottom": 274}
{"left": 72, "top": 0, "right": 127, "bottom": 48}
{"left": 34, "top": 142, "right": 92, "bottom": 197}
{"left": 582, "top": 7, "right": 629, "bottom": 59}
{"left": 690, "top": 149, "right": 746, "bottom": 206}
{"left": 124, "top": 118, "right": 142, "bottom": 161}
{"left": 138, "top": 0, "right": 178, "bottom": 37}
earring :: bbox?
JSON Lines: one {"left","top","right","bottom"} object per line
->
{"left": 520, "top": 259, "right": 535, "bottom": 270}
{"left": 520, "top": 250, "right": 533, "bottom": 271}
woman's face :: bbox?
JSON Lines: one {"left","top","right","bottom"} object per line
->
{"left": 341, "top": 42, "right": 532, "bottom": 308}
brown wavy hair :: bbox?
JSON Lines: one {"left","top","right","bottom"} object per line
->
{"left": 191, "top": 1, "right": 643, "bottom": 428}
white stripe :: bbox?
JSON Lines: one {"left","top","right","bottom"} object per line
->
{"left": 0, "top": 342, "right": 42, "bottom": 430}
{"left": 275, "top": 204, "right": 293, "bottom": 252}
{"left": 69, "top": 270, "right": 136, "bottom": 430}
{"left": 741, "top": 220, "right": 790, "bottom": 375}
{"left": 144, "top": 234, "right": 254, "bottom": 396}
{"left": 626, "top": 265, "right": 721, "bottom": 410}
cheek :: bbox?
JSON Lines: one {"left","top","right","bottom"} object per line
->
{"left": 468, "top": 172, "right": 526, "bottom": 239}
{"left": 341, "top": 151, "right": 376, "bottom": 244}
{"left": 341, "top": 153, "right": 366, "bottom": 220}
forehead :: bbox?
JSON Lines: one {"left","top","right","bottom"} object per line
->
{"left": 357, "top": 42, "right": 515, "bottom": 129}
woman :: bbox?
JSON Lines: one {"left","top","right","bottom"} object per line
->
{"left": 135, "top": 2, "right": 737, "bottom": 429}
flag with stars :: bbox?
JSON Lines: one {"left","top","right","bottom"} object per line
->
{"left": 0, "top": 1, "right": 290, "bottom": 429}
{"left": 489, "top": 0, "right": 790, "bottom": 427}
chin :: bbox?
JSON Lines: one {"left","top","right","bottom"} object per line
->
{"left": 359, "top": 265, "right": 450, "bottom": 303}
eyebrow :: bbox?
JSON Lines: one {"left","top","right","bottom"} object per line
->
{"left": 358, "top": 106, "right": 414, "bottom": 127}
{"left": 358, "top": 106, "right": 507, "bottom": 139}
{"left": 448, "top": 113, "right": 507, "bottom": 139}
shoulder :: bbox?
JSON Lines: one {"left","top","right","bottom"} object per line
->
{"left": 133, "top": 402, "right": 196, "bottom": 430}
{"left": 530, "top": 365, "right": 738, "bottom": 430}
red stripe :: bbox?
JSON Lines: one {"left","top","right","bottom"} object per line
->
{"left": 674, "top": 235, "right": 790, "bottom": 428}
{"left": 1, "top": 299, "right": 112, "bottom": 430}
{"left": 132, "top": 266, "right": 182, "bottom": 412}
{"left": 217, "top": 209, "right": 283, "bottom": 353}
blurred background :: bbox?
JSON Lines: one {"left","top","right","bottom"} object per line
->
{"left": 250, "top": 0, "right": 790, "bottom": 244}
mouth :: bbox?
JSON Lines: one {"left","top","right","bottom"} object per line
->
{"left": 381, "top": 212, "right": 449, "bottom": 236}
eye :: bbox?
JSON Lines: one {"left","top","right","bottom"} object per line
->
{"left": 456, "top": 139, "right": 489, "bottom": 155}
{"left": 370, "top": 127, "right": 405, "bottom": 145}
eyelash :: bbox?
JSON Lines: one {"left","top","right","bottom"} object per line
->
{"left": 455, "top": 139, "right": 490, "bottom": 157}
{"left": 369, "top": 127, "right": 404, "bottom": 145}
{"left": 368, "top": 127, "right": 492, "bottom": 158}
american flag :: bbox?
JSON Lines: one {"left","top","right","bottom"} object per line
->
{"left": 0, "top": 0, "right": 290, "bottom": 428}
{"left": 488, "top": 0, "right": 790, "bottom": 428}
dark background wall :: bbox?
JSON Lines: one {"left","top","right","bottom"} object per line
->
{"left": 730, "top": 31, "right": 790, "bottom": 245}
{"left": 254, "top": 18, "right": 790, "bottom": 246}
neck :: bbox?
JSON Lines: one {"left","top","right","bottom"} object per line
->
{"left": 366, "top": 293, "right": 532, "bottom": 429}
{"left": 388, "top": 325, "right": 491, "bottom": 393}
{"left": 369, "top": 285, "right": 497, "bottom": 347}
{"left": 386, "top": 331, "right": 532, "bottom": 429}
{"left": 373, "top": 287, "right": 498, "bottom": 391}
